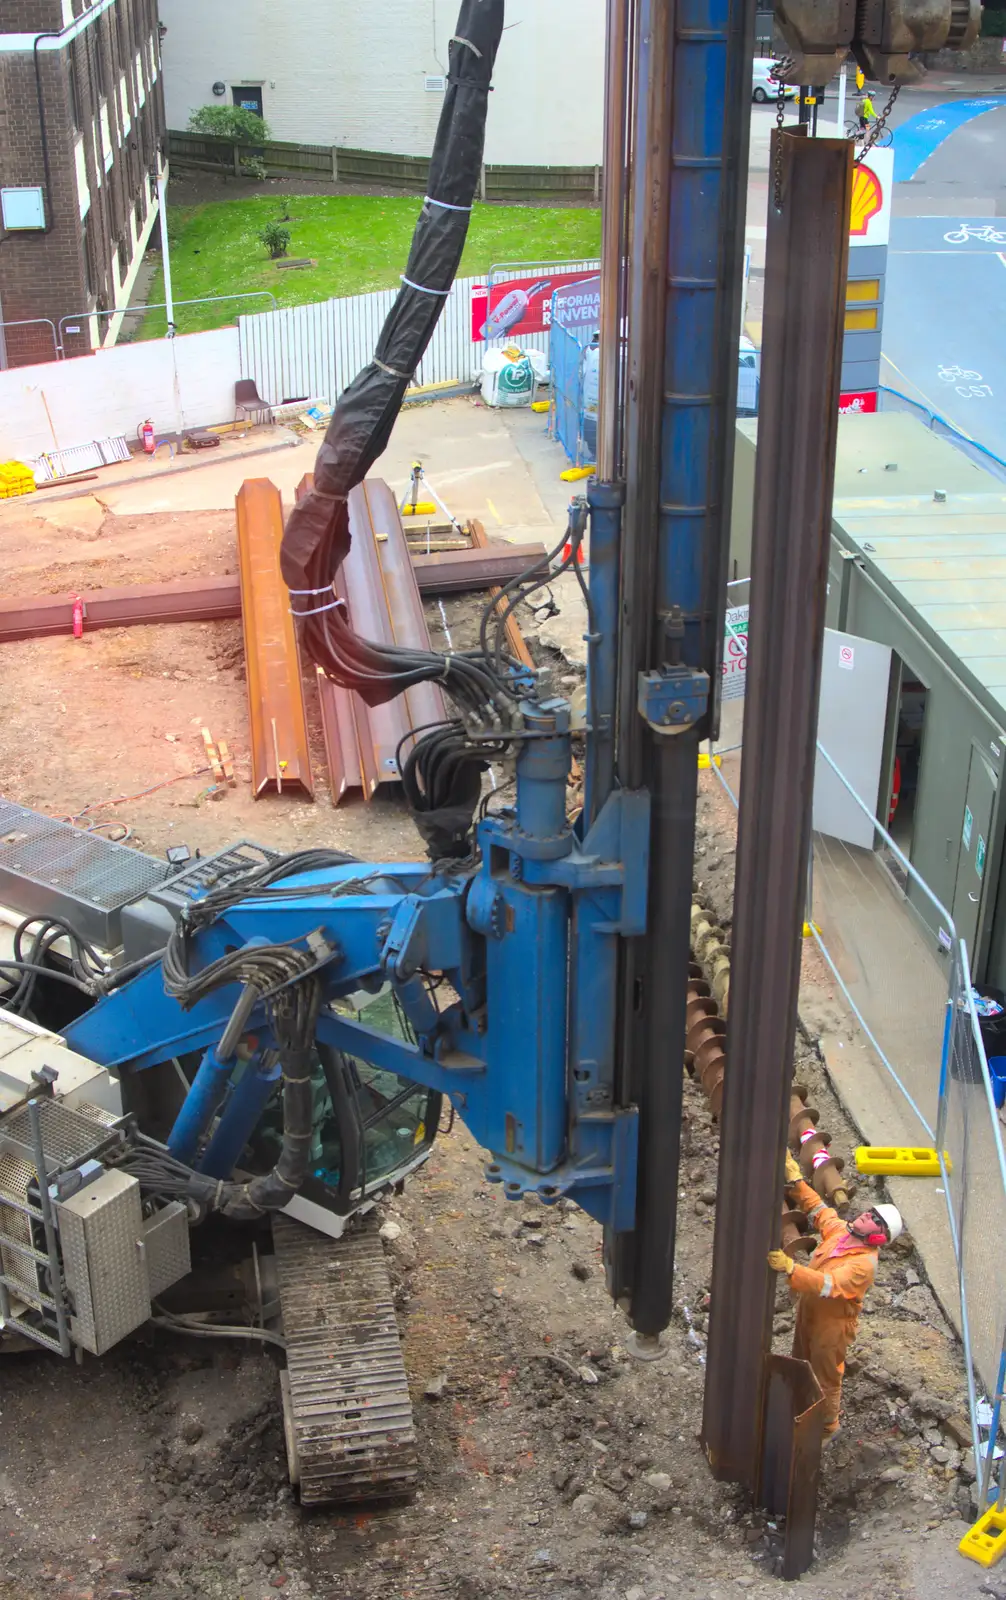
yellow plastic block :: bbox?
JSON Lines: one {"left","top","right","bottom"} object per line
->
{"left": 960, "top": 1506, "right": 1006, "bottom": 1567}
{"left": 855, "top": 1146, "right": 943, "bottom": 1178}
{"left": 531, "top": 400, "right": 550, "bottom": 413}
{"left": 697, "top": 753, "right": 722, "bottom": 770}
{"left": 401, "top": 502, "right": 437, "bottom": 517}
{"left": 802, "top": 921, "right": 821, "bottom": 939}
{"left": 560, "top": 466, "right": 596, "bottom": 482}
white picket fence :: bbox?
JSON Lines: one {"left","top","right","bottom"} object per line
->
{"left": 238, "top": 260, "right": 601, "bottom": 407}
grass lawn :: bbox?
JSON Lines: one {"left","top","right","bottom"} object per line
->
{"left": 138, "top": 195, "right": 601, "bottom": 337}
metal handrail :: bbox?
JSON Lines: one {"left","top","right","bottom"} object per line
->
{"left": 58, "top": 291, "right": 279, "bottom": 347}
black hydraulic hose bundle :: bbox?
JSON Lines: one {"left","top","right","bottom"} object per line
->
{"left": 221, "top": 977, "right": 322, "bottom": 1221}
{"left": 280, "top": 0, "right": 508, "bottom": 728}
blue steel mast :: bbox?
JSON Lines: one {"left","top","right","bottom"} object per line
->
{"left": 599, "top": 0, "right": 756, "bottom": 1338}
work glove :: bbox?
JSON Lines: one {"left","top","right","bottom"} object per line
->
{"left": 785, "top": 1152, "right": 802, "bottom": 1187}
{"left": 767, "top": 1249, "right": 795, "bottom": 1276}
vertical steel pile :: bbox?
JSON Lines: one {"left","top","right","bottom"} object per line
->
{"left": 700, "top": 128, "right": 854, "bottom": 1567}
{"left": 606, "top": 0, "right": 755, "bottom": 1344}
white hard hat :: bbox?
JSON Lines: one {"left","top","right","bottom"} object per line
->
{"left": 873, "top": 1203, "right": 903, "bottom": 1243}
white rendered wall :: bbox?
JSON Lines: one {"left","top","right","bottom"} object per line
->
{"left": 159, "top": 0, "right": 605, "bottom": 166}
{"left": 0, "top": 328, "right": 241, "bottom": 459}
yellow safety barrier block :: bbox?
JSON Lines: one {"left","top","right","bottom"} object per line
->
{"left": 697, "top": 753, "right": 722, "bottom": 770}
{"left": 855, "top": 1147, "right": 945, "bottom": 1178}
{"left": 960, "top": 1506, "right": 1006, "bottom": 1567}
{"left": 560, "top": 466, "right": 596, "bottom": 482}
{"left": 802, "top": 922, "right": 821, "bottom": 939}
{"left": 0, "top": 461, "right": 36, "bottom": 498}
{"left": 531, "top": 400, "right": 550, "bottom": 413}
{"left": 401, "top": 502, "right": 438, "bottom": 517}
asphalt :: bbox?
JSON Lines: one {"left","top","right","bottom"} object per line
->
{"left": 883, "top": 216, "right": 1006, "bottom": 461}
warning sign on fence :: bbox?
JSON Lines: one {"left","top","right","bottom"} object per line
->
{"left": 722, "top": 605, "right": 749, "bottom": 702}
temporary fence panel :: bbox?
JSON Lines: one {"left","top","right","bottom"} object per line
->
{"left": 239, "top": 259, "right": 604, "bottom": 410}
{"left": 939, "top": 944, "right": 1006, "bottom": 1502}
{"left": 0, "top": 318, "right": 60, "bottom": 370}
{"left": 808, "top": 744, "right": 955, "bottom": 1141}
{"left": 240, "top": 273, "right": 484, "bottom": 408}
{"left": 480, "top": 259, "right": 601, "bottom": 366}
{"left": 548, "top": 275, "right": 601, "bottom": 465}
{"left": 710, "top": 599, "right": 1006, "bottom": 1491}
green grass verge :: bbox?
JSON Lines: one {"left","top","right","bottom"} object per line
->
{"left": 136, "top": 195, "right": 601, "bottom": 338}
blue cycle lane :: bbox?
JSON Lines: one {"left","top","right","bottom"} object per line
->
{"left": 892, "top": 98, "right": 1005, "bottom": 180}
{"left": 883, "top": 217, "right": 1006, "bottom": 464}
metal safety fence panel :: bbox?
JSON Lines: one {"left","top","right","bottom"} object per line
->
{"left": 0, "top": 318, "right": 60, "bottom": 370}
{"left": 710, "top": 603, "right": 1006, "bottom": 1495}
{"left": 240, "top": 273, "right": 483, "bottom": 407}
{"left": 549, "top": 276, "right": 601, "bottom": 466}
{"left": 940, "top": 946, "right": 1006, "bottom": 1506}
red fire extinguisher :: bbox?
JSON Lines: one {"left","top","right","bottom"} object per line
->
{"left": 71, "top": 595, "right": 84, "bottom": 639}
{"left": 140, "top": 419, "right": 156, "bottom": 455}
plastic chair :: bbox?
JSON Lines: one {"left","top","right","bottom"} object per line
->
{"left": 235, "top": 379, "right": 274, "bottom": 426}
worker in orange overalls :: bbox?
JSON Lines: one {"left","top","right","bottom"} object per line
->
{"left": 767, "top": 1153, "right": 902, "bottom": 1438}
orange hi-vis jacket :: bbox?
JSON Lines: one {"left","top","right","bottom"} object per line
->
{"left": 788, "top": 1179, "right": 879, "bottom": 1431}
{"left": 789, "top": 1178, "right": 878, "bottom": 1326}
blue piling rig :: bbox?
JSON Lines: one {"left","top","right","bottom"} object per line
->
{"left": 63, "top": 0, "right": 754, "bottom": 1344}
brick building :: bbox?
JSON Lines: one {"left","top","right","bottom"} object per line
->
{"left": 0, "top": 0, "right": 166, "bottom": 368}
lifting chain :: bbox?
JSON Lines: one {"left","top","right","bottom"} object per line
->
{"left": 772, "top": 56, "right": 793, "bottom": 211}
{"left": 856, "top": 82, "right": 900, "bottom": 164}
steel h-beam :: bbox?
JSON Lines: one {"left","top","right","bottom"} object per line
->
{"left": 702, "top": 131, "right": 854, "bottom": 1487}
{"left": 607, "top": 0, "right": 755, "bottom": 1335}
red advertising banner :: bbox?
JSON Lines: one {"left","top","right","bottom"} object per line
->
{"left": 471, "top": 272, "right": 601, "bottom": 342}
{"left": 839, "top": 390, "right": 878, "bottom": 416}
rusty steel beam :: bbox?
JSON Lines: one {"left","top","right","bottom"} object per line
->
{"left": 411, "top": 542, "right": 547, "bottom": 592}
{"left": 760, "top": 1355, "right": 826, "bottom": 1580}
{"left": 293, "top": 476, "right": 448, "bottom": 805}
{"left": 0, "top": 544, "right": 546, "bottom": 656}
{"left": 342, "top": 479, "right": 447, "bottom": 793}
{"left": 469, "top": 518, "right": 535, "bottom": 671}
{"left": 701, "top": 131, "right": 854, "bottom": 1497}
{"left": 236, "top": 478, "right": 314, "bottom": 800}
{"left": 0, "top": 576, "right": 242, "bottom": 644}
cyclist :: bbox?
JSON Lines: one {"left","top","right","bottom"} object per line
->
{"left": 857, "top": 90, "right": 875, "bottom": 132}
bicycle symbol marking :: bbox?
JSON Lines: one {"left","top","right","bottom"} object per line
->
{"left": 943, "top": 224, "right": 1006, "bottom": 245}
{"left": 937, "top": 364, "right": 993, "bottom": 399}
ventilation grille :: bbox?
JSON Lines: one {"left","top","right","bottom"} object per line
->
{"left": 0, "top": 797, "right": 168, "bottom": 947}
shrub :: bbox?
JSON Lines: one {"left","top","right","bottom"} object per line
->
{"left": 259, "top": 222, "right": 291, "bottom": 259}
{"left": 241, "top": 155, "right": 268, "bottom": 182}
{"left": 188, "top": 105, "right": 272, "bottom": 143}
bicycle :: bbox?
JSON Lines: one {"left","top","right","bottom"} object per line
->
{"left": 844, "top": 120, "right": 893, "bottom": 147}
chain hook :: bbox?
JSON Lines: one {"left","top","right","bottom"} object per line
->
{"left": 772, "top": 57, "right": 792, "bottom": 211}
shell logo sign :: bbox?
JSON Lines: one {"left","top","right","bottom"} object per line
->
{"left": 848, "top": 148, "right": 893, "bottom": 248}
{"left": 851, "top": 166, "right": 883, "bottom": 236}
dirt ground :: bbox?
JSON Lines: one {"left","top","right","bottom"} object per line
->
{"left": 0, "top": 501, "right": 995, "bottom": 1600}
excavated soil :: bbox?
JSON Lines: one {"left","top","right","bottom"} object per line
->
{"left": 0, "top": 508, "right": 993, "bottom": 1600}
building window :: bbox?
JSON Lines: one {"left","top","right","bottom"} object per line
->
{"left": 117, "top": 235, "right": 129, "bottom": 284}
{"left": 94, "top": 17, "right": 109, "bottom": 99}
{"left": 68, "top": 47, "right": 82, "bottom": 132}
{"left": 83, "top": 214, "right": 96, "bottom": 299}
